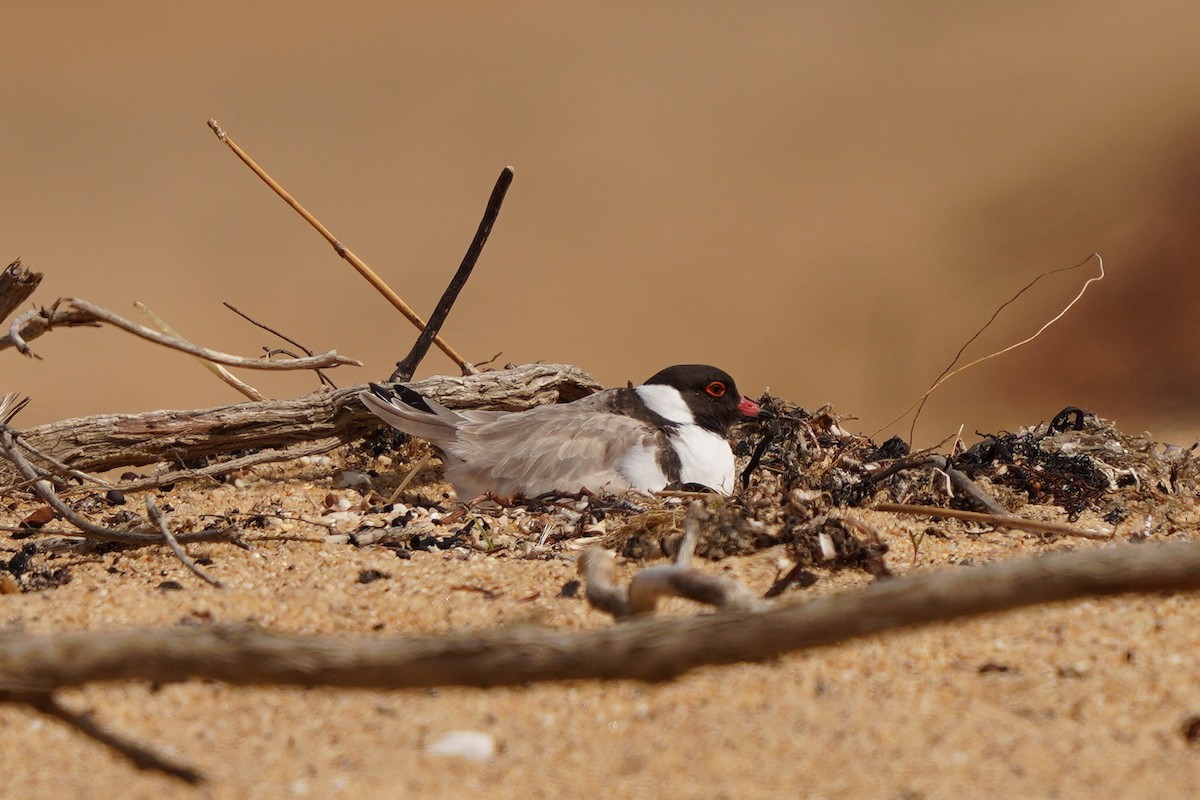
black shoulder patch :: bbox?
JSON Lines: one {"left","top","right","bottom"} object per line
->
{"left": 605, "top": 388, "right": 681, "bottom": 484}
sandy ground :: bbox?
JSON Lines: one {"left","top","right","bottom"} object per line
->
{"left": 2, "top": 451, "right": 1199, "bottom": 800}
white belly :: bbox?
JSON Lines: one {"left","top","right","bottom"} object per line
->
{"left": 671, "top": 426, "right": 735, "bottom": 494}
{"left": 617, "top": 441, "right": 670, "bottom": 493}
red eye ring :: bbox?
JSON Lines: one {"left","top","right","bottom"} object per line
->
{"left": 705, "top": 381, "right": 727, "bottom": 398}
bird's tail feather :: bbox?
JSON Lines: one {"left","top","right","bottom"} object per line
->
{"left": 359, "top": 384, "right": 460, "bottom": 444}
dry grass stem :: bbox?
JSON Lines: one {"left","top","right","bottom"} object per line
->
{"left": 0, "top": 393, "right": 30, "bottom": 425}
{"left": 206, "top": 118, "right": 474, "bottom": 375}
{"left": 874, "top": 253, "right": 1105, "bottom": 439}
{"left": 873, "top": 502, "right": 1113, "bottom": 540}
{"left": 386, "top": 453, "right": 432, "bottom": 504}
{"left": 134, "top": 301, "right": 267, "bottom": 401}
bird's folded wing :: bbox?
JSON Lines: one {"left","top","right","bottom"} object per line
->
{"left": 448, "top": 404, "right": 667, "bottom": 496}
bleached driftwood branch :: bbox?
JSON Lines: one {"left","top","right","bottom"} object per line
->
{"left": 0, "top": 259, "right": 42, "bottom": 324}
{"left": 7, "top": 364, "right": 601, "bottom": 474}
{"left": 2, "top": 297, "right": 359, "bottom": 371}
{"left": 1, "top": 428, "right": 230, "bottom": 545}
{"left": 579, "top": 502, "right": 765, "bottom": 617}
{"left": 2, "top": 540, "right": 1198, "bottom": 693}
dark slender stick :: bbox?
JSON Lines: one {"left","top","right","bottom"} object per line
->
{"left": 14, "top": 692, "right": 204, "bottom": 784}
{"left": 390, "top": 167, "right": 514, "bottom": 382}
{"left": 223, "top": 302, "right": 336, "bottom": 388}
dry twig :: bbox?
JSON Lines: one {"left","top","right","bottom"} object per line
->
{"left": 579, "top": 502, "right": 765, "bottom": 617}
{"left": 134, "top": 300, "right": 267, "bottom": 401}
{"left": 145, "top": 497, "right": 223, "bottom": 587}
{"left": 207, "top": 118, "right": 475, "bottom": 375}
{"left": 1, "top": 538, "right": 1195, "bottom": 782}
{"left": 3, "top": 297, "right": 360, "bottom": 371}
{"left": 390, "top": 167, "right": 514, "bottom": 381}
{"left": 1, "top": 428, "right": 230, "bottom": 546}
{"left": 868, "top": 454, "right": 1009, "bottom": 515}
{"left": 223, "top": 302, "right": 337, "bottom": 389}
{"left": 0, "top": 691, "right": 202, "bottom": 784}
{"left": 0, "top": 258, "right": 42, "bottom": 323}
{"left": 872, "top": 501, "right": 1113, "bottom": 540}
{"left": 113, "top": 437, "right": 345, "bottom": 493}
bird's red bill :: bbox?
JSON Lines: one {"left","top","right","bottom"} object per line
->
{"left": 737, "top": 396, "right": 763, "bottom": 417}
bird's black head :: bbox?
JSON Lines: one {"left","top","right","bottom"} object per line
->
{"left": 643, "top": 364, "right": 763, "bottom": 435}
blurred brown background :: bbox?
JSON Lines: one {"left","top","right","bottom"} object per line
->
{"left": 4, "top": 2, "right": 1199, "bottom": 445}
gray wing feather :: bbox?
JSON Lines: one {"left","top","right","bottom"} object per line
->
{"left": 358, "top": 389, "right": 464, "bottom": 446}
{"left": 444, "top": 400, "right": 662, "bottom": 497}
{"left": 361, "top": 387, "right": 664, "bottom": 497}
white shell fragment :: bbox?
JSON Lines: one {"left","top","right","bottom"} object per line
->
{"left": 425, "top": 730, "right": 497, "bottom": 761}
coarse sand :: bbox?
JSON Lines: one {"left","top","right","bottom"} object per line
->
{"left": 2, "top": 461, "right": 1199, "bottom": 800}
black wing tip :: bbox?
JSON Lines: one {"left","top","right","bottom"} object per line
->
{"left": 367, "top": 382, "right": 435, "bottom": 414}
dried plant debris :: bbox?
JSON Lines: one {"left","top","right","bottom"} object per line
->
{"left": 2, "top": 545, "right": 73, "bottom": 593}
{"left": 579, "top": 502, "right": 766, "bottom": 619}
{"left": 732, "top": 396, "right": 909, "bottom": 509}
{"left": 955, "top": 407, "right": 1200, "bottom": 521}
{"left": 733, "top": 397, "right": 1200, "bottom": 532}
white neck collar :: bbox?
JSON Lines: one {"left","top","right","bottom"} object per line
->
{"left": 635, "top": 384, "right": 695, "bottom": 425}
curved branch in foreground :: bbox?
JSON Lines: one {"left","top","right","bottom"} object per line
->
{"left": 13, "top": 364, "right": 601, "bottom": 473}
{"left": 3, "top": 297, "right": 359, "bottom": 369}
{"left": 1, "top": 540, "right": 1197, "bottom": 693}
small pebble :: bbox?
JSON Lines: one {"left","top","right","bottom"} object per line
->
{"left": 321, "top": 511, "right": 363, "bottom": 530}
{"left": 425, "top": 731, "right": 496, "bottom": 761}
{"left": 336, "top": 471, "right": 373, "bottom": 490}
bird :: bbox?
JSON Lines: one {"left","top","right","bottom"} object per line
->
{"left": 359, "top": 364, "right": 766, "bottom": 498}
